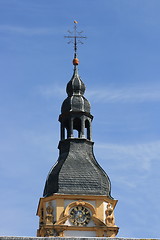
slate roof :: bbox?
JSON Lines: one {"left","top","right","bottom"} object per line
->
{"left": 61, "top": 66, "right": 90, "bottom": 114}
{"left": 43, "top": 139, "right": 112, "bottom": 198}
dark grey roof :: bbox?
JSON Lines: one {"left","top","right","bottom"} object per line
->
{"left": 43, "top": 139, "right": 112, "bottom": 198}
{"left": 61, "top": 66, "right": 90, "bottom": 114}
{"left": 61, "top": 96, "right": 90, "bottom": 114}
{"left": 66, "top": 66, "right": 85, "bottom": 96}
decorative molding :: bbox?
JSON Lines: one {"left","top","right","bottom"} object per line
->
{"left": 64, "top": 200, "right": 96, "bottom": 217}
{"left": 45, "top": 202, "right": 54, "bottom": 225}
{"left": 105, "top": 203, "right": 115, "bottom": 227}
{"left": 36, "top": 195, "right": 119, "bottom": 237}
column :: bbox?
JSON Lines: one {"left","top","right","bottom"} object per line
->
{"left": 80, "top": 116, "right": 85, "bottom": 138}
{"left": 60, "top": 123, "right": 65, "bottom": 140}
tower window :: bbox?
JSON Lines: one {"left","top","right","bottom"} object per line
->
{"left": 73, "top": 118, "right": 81, "bottom": 138}
{"left": 85, "top": 119, "right": 90, "bottom": 140}
{"left": 64, "top": 119, "right": 69, "bottom": 139}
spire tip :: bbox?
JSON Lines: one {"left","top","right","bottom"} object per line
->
{"left": 64, "top": 22, "right": 86, "bottom": 66}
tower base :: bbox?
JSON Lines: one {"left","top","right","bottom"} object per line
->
{"left": 36, "top": 194, "right": 119, "bottom": 237}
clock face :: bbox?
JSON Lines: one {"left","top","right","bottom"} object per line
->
{"left": 69, "top": 205, "right": 91, "bottom": 226}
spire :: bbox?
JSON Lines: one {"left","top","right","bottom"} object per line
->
{"left": 62, "top": 22, "right": 90, "bottom": 116}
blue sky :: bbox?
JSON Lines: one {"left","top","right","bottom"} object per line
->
{"left": 0, "top": 0, "right": 160, "bottom": 238}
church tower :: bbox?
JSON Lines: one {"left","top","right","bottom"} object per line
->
{"left": 36, "top": 22, "right": 119, "bottom": 238}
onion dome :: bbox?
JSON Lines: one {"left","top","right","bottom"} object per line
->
{"left": 61, "top": 59, "right": 91, "bottom": 114}
{"left": 66, "top": 66, "right": 85, "bottom": 97}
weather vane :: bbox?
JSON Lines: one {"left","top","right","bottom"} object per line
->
{"left": 64, "top": 20, "right": 87, "bottom": 61}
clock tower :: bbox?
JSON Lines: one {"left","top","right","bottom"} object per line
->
{"left": 36, "top": 22, "right": 119, "bottom": 238}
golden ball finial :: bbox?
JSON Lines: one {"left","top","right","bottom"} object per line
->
{"left": 73, "top": 58, "right": 79, "bottom": 65}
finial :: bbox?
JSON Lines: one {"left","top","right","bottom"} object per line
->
{"left": 64, "top": 21, "right": 86, "bottom": 66}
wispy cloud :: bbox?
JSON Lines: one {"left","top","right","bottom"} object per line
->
{"left": 37, "top": 83, "right": 160, "bottom": 103}
{"left": 37, "top": 84, "right": 66, "bottom": 99}
{"left": 96, "top": 141, "right": 160, "bottom": 171}
{"left": 95, "top": 140, "right": 160, "bottom": 189}
{"left": 86, "top": 85, "right": 160, "bottom": 103}
{"left": 0, "top": 25, "right": 59, "bottom": 36}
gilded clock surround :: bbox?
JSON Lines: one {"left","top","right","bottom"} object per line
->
{"left": 69, "top": 205, "right": 91, "bottom": 226}
{"left": 37, "top": 194, "right": 119, "bottom": 237}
